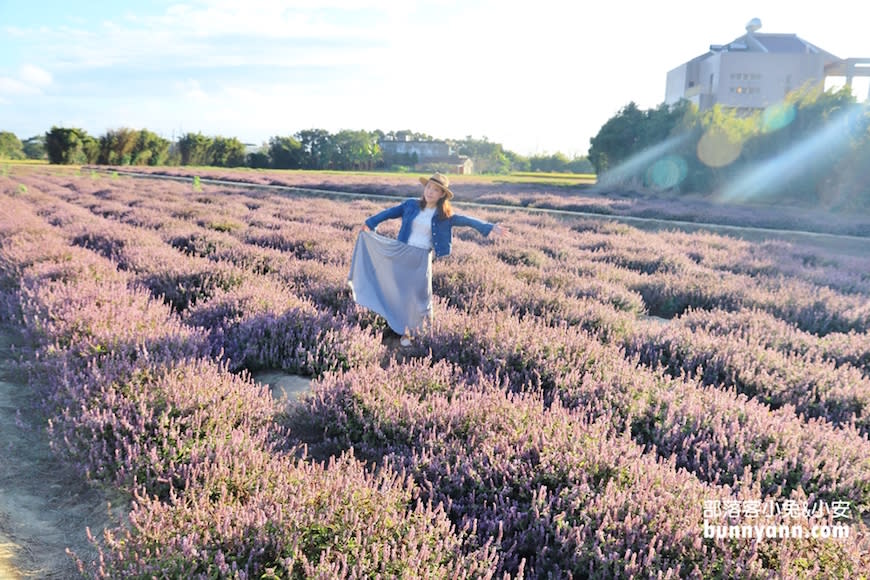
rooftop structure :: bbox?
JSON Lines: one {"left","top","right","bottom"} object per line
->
{"left": 665, "top": 19, "right": 870, "bottom": 110}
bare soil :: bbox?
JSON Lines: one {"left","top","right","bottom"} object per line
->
{"left": 0, "top": 327, "right": 316, "bottom": 579}
{"left": 251, "top": 370, "right": 312, "bottom": 404}
{"left": 0, "top": 327, "right": 125, "bottom": 579}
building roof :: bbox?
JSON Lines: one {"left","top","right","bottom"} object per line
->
{"left": 740, "top": 33, "right": 840, "bottom": 60}
{"left": 690, "top": 32, "right": 841, "bottom": 62}
{"left": 686, "top": 29, "right": 842, "bottom": 65}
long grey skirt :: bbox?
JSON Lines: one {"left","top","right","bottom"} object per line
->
{"left": 348, "top": 231, "right": 433, "bottom": 335}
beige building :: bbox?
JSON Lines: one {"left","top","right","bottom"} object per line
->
{"left": 665, "top": 18, "right": 870, "bottom": 111}
{"left": 379, "top": 139, "right": 474, "bottom": 174}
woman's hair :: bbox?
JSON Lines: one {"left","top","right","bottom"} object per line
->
{"left": 419, "top": 194, "right": 454, "bottom": 218}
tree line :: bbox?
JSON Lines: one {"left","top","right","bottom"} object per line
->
{"left": 0, "top": 127, "right": 594, "bottom": 175}
{"left": 7, "top": 81, "right": 863, "bottom": 203}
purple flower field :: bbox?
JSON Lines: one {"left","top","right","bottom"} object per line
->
{"left": 1, "top": 168, "right": 869, "bottom": 577}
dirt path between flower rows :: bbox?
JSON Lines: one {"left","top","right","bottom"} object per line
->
{"left": 0, "top": 327, "right": 125, "bottom": 579}
{"left": 0, "top": 323, "right": 312, "bottom": 579}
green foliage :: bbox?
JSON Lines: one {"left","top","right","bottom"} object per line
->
{"left": 0, "top": 131, "right": 24, "bottom": 159}
{"left": 45, "top": 127, "right": 99, "bottom": 164}
{"left": 456, "top": 135, "right": 510, "bottom": 174}
{"left": 98, "top": 127, "right": 139, "bottom": 165}
{"left": 177, "top": 132, "right": 213, "bottom": 166}
{"left": 193, "top": 175, "right": 202, "bottom": 192}
{"left": 17, "top": 183, "right": 27, "bottom": 194}
{"left": 268, "top": 135, "right": 304, "bottom": 169}
{"left": 206, "top": 220, "right": 240, "bottom": 232}
{"left": 589, "top": 86, "right": 870, "bottom": 207}
{"left": 209, "top": 136, "right": 247, "bottom": 167}
{"left": 22, "top": 123, "right": 568, "bottom": 178}
{"left": 529, "top": 152, "right": 594, "bottom": 174}
{"left": 588, "top": 100, "right": 695, "bottom": 175}
{"left": 332, "top": 129, "right": 381, "bottom": 170}
{"left": 383, "top": 129, "right": 434, "bottom": 142}
{"left": 295, "top": 129, "right": 337, "bottom": 169}
{"left": 246, "top": 149, "right": 270, "bottom": 169}
{"left": 22, "top": 135, "right": 46, "bottom": 160}
{"left": 94, "top": 127, "right": 170, "bottom": 167}
{"left": 504, "top": 150, "right": 530, "bottom": 172}
{"left": 133, "top": 129, "right": 171, "bottom": 166}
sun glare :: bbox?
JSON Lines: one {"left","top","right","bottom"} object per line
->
{"left": 718, "top": 102, "right": 869, "bottom": 203}
{"left": 595, "top": 133, "right": 693, "bottom": 190}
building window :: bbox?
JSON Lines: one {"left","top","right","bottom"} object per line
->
{"left": 730, "top": 72, "right": 762, "bottom": 82}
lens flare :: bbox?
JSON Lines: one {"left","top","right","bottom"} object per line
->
{"left": 761, "top": 103, "right": 796, "bottom": 133}
{"left": 697, "top": 127, "right": 743, "bottom": 168}
{"left": 595, "top": 133, "right": 692, "bottom": 188}
{"left": 719, "top": 103, "right": 868, "bottom": 203}
{"left": 645, "top": 155, "right": 688, "bottom": 190}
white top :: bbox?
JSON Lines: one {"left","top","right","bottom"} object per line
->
{"left": 407, "top": 206, "right": 436, "bottom": 250}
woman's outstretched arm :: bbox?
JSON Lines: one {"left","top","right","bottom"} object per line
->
{"left": 364, "top": 201, "right": 406, "bottom": 231}
{"left": 451, "top": 214, "right": 507, "bottom": 238}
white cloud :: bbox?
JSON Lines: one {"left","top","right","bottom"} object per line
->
{"left": 176, "top": 79, "right": 209, "bottom": 100}
{"left": 15, "top": 5, "right": 389, "bottom": 74}
{"left": 2, "top": 26, "right": 29, "bottom": 38}
{"left": 0, "top": 77, "right": 34, "bottom": 95}
{"left": 0, "top": 64, "right": 53, "bottom": 101}
{"left": 19, "top": 64, "right": 52, "bottom": 87}
{"left": 150, "top": 0, "right": 405, "bottom": 41}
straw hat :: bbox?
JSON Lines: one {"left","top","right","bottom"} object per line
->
{"left": 419, "top": 172, "right": 454, "bottom": 199}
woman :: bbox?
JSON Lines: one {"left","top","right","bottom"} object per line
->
{"left": 348, "top": 172, "right": 505, "bottom": 347}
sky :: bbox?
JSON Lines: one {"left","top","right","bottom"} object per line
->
{"left": 1, "top": 0, "right": 868, "bottom": 157}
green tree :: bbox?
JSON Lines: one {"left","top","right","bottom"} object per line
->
{"left": 22, "top": 135, "right": 46, "bottom": 160}
{"left": 587, "top": 99, "right": 696, "bottom": 190}
{"left": 568, "top": 156, "right": 594, "bottom": 173}
{"left": 505, "top": 150, "right": 530, "bottom": 172}
{"left": 588, "top": 102, "right": 644, "bottom": 174}
{"left": 737, "top": 83, "right": 861, "bottom": 203}
{"left": 295, "top": 129, "right": 336, "bottom": 169}
{"left": 98, "top": 127, "right": 139, "bottom": 165}
{"left": 268, "top": 135, "right": 304, "bottom": 169}
{"left": 333, "top": 129, "right": 380, "bottom": 170}
{"left": 45, "top": 127, "right": 99, "bottom": 164}
{"left": 176, "top": 132, "right": 213, "bottom": 166}
{"left": 0, "top": 131, "right": 24, "bottom": 159}
{"left": 131, "top": 130, "right": 170, "bottom": 166}
{"left": 209, "top": 136, "right": 247, "bottom": 167}
{"left": 456, "top": 136, "right": 510, "bottom": 174}
{"left": 386, "top": 129, "right": 434, "bottom": 142}
{"left": 246, "top": 143, "right": 270, "bottom": 169}
{"left": 530, "top": 152, "right": 571, "bottom": 173}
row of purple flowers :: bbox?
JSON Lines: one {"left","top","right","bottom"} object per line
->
{"left": 0, "top": 183, "right": 497, "bottom": 577}
{"left": 3, "top": 170, "right": 869, "bottom": 576}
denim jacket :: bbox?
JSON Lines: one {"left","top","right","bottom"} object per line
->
{"left": 365, "top": 198, "right": 494, "bottom": 258}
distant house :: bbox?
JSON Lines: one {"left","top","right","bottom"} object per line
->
{"left": 379, "top": 138, "right": 474, "bottom": 174}
{"left": 665, "top": 18, "right": 870, "bottom": 111}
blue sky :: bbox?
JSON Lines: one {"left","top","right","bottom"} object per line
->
{"left": 1, "top": 0, "right": 868, "bottom": 156}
